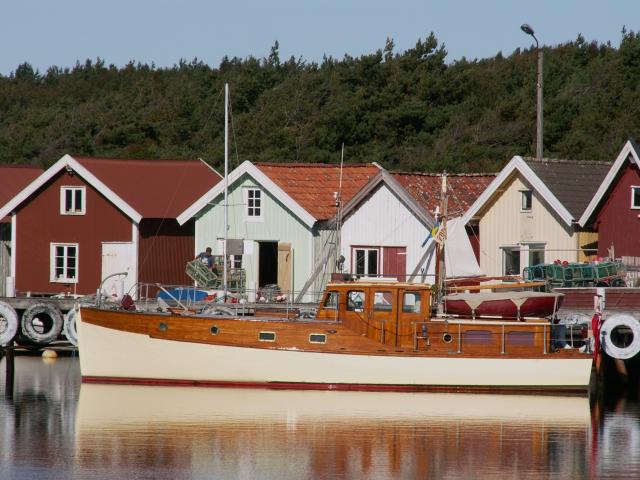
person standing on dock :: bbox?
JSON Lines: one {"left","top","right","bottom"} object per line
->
{"left": 196, "top": 247, "right": 218, "bottom": 275}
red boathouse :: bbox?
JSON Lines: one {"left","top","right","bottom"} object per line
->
{"left": 580, "top": 139, "right": 640, "bottom": 260}
{"left": 0, "top": 155, "right": 221, "bottom": 296}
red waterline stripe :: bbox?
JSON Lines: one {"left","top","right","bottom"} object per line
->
{"left": 81, "top": 376, "right": 588, "bottom": 395}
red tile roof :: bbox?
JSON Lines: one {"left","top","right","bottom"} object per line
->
{"left": 74, "top": 157, "right": 221, "bottom": 219}
{"left": 256, "top": 163, "right": 380, "bottom": 220}
{"left": 0, "top": 165, "right": 43, "bottom": 222}
{"left": 393, "top": 172, "right": 495, "bottom": 218}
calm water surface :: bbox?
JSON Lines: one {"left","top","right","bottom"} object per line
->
{"left": 1, "top": 354, "right": 639, "bottom": 479}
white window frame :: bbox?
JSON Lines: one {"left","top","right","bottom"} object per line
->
{"left": 60, "top": 186, "right": 86, "bottom": 215}
{"left": 50, "top": 243, "right": 79, "bottom": 283}
{"left": 631, "top": 186, "right": 640, "bottom": 209}
{"left": 352, "top": 247, "right": 380, "bottom": 277}
{"left": 520, "top": 189, "right": 533, "bottom": 212}
{"left": 244, "top": 187, "right": 264, "bottom": 221}
{"left": 501, "top": 245, "right": 521, "bottom": 276}
{"left": 525, "top": 242, "right": 546, "bottom": 267}
{"left": 230, "top": 255, "right": 242, "bottom": 269}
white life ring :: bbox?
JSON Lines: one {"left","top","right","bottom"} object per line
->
{"left": 600, "top": 313, "right": 640, "bottom": 360}
{"left": 0, "top": 301, "right": 19, "bottom": 346}
{"left": 63, "top": 309, "right": 79, "bottom": 347}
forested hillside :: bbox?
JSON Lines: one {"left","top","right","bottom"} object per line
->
{"left": 2, "top": 30, "right": 640, "bottom": 173}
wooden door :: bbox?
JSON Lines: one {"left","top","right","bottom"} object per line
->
{"left": 343, "top": 288, "right": 368, "bottom": 336}
{"left": 101, "top": 242, "right": 136, "bottom": 298}
{"left": 0, "top": 224, "right": 9, "bottom": 296}
{"left": 397, "top": 287, "right": 428, "bottom": 348}
{"left": 371, "top": 288, "right": 398, "bottom": 346}
{"left": 277, "top": 242, "right": 292, "bottom": 294}
{"left": 383, "top": 247, "right": 407, "bottom": 281}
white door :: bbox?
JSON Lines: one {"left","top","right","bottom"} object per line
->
{"left": 101, "top": 242, "right": 136, "bottom": 299}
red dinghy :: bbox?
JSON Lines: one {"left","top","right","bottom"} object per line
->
{"left": 443, "top": 291, "right": 563, "bottom": 319}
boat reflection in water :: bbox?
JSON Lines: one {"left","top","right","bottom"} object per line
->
{"left": 594, "top": 394, "right": 640, "bottom": 479}
{"left": 75, "top": 385, "right": 591, "bottom": 479}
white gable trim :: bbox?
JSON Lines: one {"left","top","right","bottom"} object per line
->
{"left": 177, "top": 160, "right": 316, "bottom": 227}
{"left": 461, "top": 155, "right": 574, "bottom": 227}
{"left": 197, "top": 157, "right": 224, "bottom": 178}
{"left": 337, "top": 169, "right": 435, "bottom": 229}
{"left": 0, "top": 154, "right": 142, "bottom": 223}
{"left": 578, "top": 140, "right": 638, "bottom": 227}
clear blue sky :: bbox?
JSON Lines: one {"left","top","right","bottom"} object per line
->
{"left": 2, "top": 0, "right": 637, "bottom": 75}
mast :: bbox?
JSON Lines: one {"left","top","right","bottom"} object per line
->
{"left": 436, "top": 173, "right": 448, "bottom": 307}
{"left": 298, "top": 145, "right": 344, "bottom": 302}
{"left": 223, "top": 83, "right": 229, "bottom": 294}
{"left": 335, "top": 144, "right": 345, "bottom": 270}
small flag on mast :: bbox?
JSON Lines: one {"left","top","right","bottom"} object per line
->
{"left": 421, "top": 221, "right": 443, "bottom": 247}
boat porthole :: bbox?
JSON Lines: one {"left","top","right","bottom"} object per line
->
{"left": 158, "top": 322, "right": 168, "bottom": 332}
{"left": 210, "top": 325, "right": 219, "bottom": 335}
{"left": 442, "top": 333, "right": 453, "bottom": 343}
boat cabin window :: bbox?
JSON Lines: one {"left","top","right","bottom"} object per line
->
{"left": 374, "top": 291, "right": 393, "bottom": 312}
{"left": 258, "top": 331, "right": 276, "bottom": 342}
{"left": 507, "top": 331, "right": 535, "bottom": 346}
{"left": 347, "top": 291, "right": 365, "bottom": 312}
{"left": 465, "top": 330, "right": 492, "bottom": 345}
{"left": 309, "top": 333, "right": 327, "bottom": 344}
{"left": 402, "top": 292, "right": 422, "bottom": 313}
{"left": 323, "top": 291, "right": 339, "bottom": 310}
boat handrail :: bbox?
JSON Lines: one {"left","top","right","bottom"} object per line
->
{"left": 411, "top": 320, "right": 584, "bottom": 355}
{"left": 431, "top": 317, "right": 550, "bottom": 326}
{"left": 446, "top": 281, "right": 547, "bottom": 292}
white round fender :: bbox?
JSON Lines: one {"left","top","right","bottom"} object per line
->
{"left": 20, "top": 302, "right": 63, "bottom": 345}
{"left": 0, "top": 301, "right": 19, "bottom": 346}
{"left": 600, "top": 313, "right": 640, "bottom": 360}
{"left": 63, "top": 309, "right": 79, "bottom": 347}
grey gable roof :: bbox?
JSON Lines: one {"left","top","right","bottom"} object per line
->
{"left": 523, "top": 157, "right": 612, "bottom": 219}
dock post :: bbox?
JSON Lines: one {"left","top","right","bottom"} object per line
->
{"left": 4, "top": 345, "right": 14, "bottom": 398}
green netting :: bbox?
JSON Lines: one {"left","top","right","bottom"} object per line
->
{"left": 186, "top": 260, "right": 219, "bottom": 288}
{"left": 580, "top": 264, "right": 595, "bottom": 280}
{"left": 523, "top": 261, "right": 626, "bottom": 288}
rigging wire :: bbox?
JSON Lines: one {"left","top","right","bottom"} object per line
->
{"left": 137, "top": 158, "right": 195, "bottom": 276}
{"left": 197, "top": 87, "right": 225, "bottom": 144}
{"left": 135, "top": 89, "right": 226, "bottom": 274}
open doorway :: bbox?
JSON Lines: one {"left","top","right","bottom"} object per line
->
{"left": 258, "top": 241, "right": 278, "bottom": 287}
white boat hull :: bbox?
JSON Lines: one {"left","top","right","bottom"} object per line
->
{"left": 77, "top": 312, "right": 593, "bottom": 391}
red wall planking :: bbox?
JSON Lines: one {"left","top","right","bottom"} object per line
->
{"left": 15, "top": 170, "right": 131, "bottom": 295}
{"left": 138, "top": 218, "right": 195, "bottom": 287}
{"left": 594, "top": 162, "right": 640, "bottom": 258}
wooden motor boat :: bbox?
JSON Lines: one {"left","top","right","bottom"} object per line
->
{"left": 77, "top": 280, "right": 593, "bottom": 393}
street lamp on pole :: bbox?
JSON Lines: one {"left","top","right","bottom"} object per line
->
{"left": 521, "top": 23, "right": 543, "bottom": 161}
